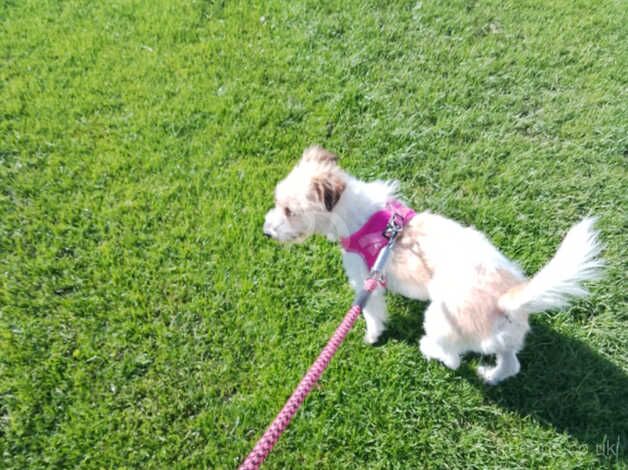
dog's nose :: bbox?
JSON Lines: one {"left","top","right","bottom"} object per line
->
{"left": 263, "top": 230, "right": 272, "bottom": 238}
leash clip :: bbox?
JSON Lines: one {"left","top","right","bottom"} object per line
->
{"left": 382, "top": 212, "right": 404, "bottom": 243}
{"left": 370, "top": 212, "right": 405, "bottom": 278}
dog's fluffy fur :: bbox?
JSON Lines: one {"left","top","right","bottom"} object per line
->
{"left": 263, "top": 146, "right": 603, "bottom": 384}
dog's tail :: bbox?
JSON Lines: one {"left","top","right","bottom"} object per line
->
{"left": 498, "top": 217, "right": 603, "bottom": 316}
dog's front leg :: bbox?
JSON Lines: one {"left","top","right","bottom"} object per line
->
{"left": 362, "top": 291, "right": 388, "bottom": 344}
{"left": 343, "top": 252, "right": 388, "bottom": 344}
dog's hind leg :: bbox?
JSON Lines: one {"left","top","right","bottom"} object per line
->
{"left": 342, "top": 252, "right": 388, "bottom": 344}
{"left": 477, "top": 351, "right": 520, "bottom": 384}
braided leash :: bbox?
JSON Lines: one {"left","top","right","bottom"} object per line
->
{"left": 239, "top": 215, "right": 404, "bottom": 469}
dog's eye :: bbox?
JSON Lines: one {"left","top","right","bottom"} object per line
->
{"left": 284, "top": 207, "right": 293, "bottom": 217}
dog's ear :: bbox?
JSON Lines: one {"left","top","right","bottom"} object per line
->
{"left": 312, "top": 172, "right": 346, "bottom": 211}
{"left": 301, "top": 145, "right": 338, "bottom": 165}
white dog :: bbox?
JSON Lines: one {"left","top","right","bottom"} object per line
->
{"left": 263, "top": 146, "right": 602, "bottom": 384}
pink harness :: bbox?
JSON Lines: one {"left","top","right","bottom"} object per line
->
{"left": 340, "top": 199, "right": 416, "bottom": 270}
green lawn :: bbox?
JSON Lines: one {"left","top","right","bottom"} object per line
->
{"left": 1, "top": 0, "right": 627, "bottom": 468}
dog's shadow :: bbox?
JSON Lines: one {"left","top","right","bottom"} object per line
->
{"left": 385, "top": 300, "right": 628, "bottom": 465}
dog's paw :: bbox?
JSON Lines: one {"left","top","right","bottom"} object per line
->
{"left": 477, "top": 365, "right": 497, "bottom": 385}
{"left": 442, "top": 355, "right": 461, "bottom": 370}
{"left": 420, "top": 337, "right": 460, "bottom": 370}
{"left": 364, "top": 331, "right": 381, "bottom": 345}
{"left": 477, "top": 358, "right": 520, "bottom": 385}
{"left": 477, "top": 366, "right": 502, "bottom": 385}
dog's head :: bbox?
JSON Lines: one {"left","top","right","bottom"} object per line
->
{"left": 263, "top": 146, "right": 347, "bottom": 242}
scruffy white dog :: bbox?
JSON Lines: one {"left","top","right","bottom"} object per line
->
{"left": 263, "top": 146, "right": 602, "bottom": 384}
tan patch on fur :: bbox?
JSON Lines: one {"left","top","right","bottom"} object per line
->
{"left": 450, "top": 268, "right": 526, "bottom": 339}
{"left": 311, "top": 180, "right": 325, "bottom": 203}
{"left": 498, "top": 281, "right": 528, "bottom": 311}
{"left": 301, "top": 145, "right": 338, "bottom": 165}
{"left": 310, "top": 168, "right": 346, "bottom": 211}
{"left": 389, "top": 220, "right": 433, "bottom": 288}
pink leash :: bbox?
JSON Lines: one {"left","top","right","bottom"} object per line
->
{"left": 239, "top": 215, "right": 405, "bottom": 469}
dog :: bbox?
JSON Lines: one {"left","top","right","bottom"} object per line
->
{"left": 263, "top": 146, "right": 602, "bottom": 384}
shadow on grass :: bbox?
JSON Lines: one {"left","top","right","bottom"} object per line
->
{"left": 381, "top": 298, "right": 428, "bottom": 347}
{"left": 385, "top": 301, "right": 628, "bottom": 465}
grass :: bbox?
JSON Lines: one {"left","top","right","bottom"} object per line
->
{"left": 1, "top": 0, "right": 626, "bottom": 468}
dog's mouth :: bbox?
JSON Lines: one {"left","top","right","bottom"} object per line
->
{"left": 277, "top": 233, "right": 308, "bottom": 244}
{"left": 264, "top": 229, "right": 308, "bottom": 244}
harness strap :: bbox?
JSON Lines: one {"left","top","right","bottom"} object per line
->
{"left": 340, "top": 199, "right": 416, "bottom": 271}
